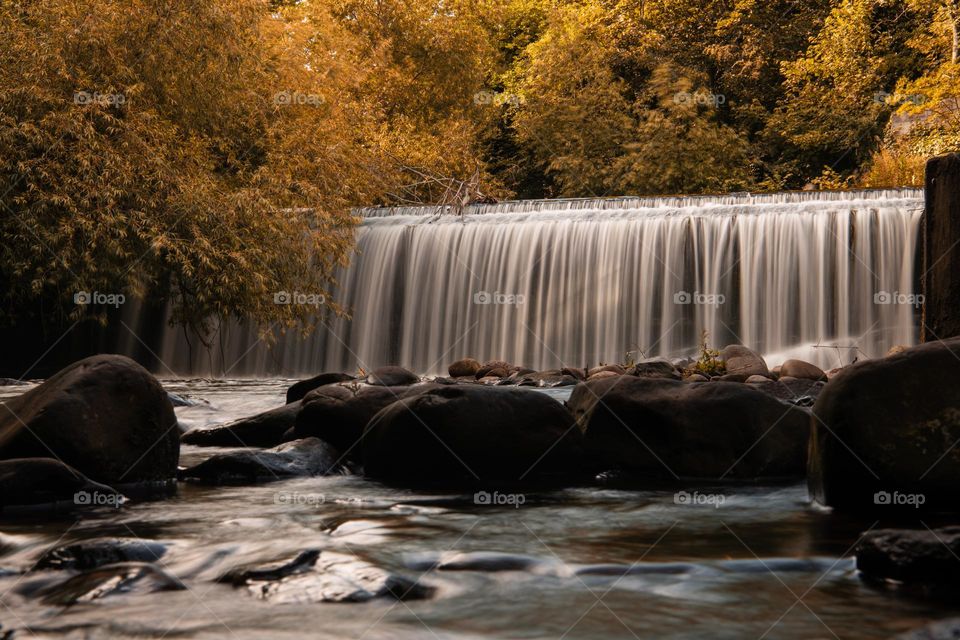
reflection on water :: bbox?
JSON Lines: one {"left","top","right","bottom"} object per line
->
{"left": 0, "top": 379, "right": 956, "bottom": 639}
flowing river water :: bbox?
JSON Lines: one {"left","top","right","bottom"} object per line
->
{"left": 1, "top": 379, "right": 956, "bottom": 639}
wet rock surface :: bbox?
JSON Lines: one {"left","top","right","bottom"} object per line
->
{"left": 179, "top": 437, "right": 343, "bottom": 484}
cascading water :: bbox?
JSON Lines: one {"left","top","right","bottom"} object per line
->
{"left": 132, "top": 189, "right": 924, "bottom": 376}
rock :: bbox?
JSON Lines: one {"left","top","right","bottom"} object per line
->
{"left": 179, "top": 438, "right": 342, "bottom": 484}
{"left": 589, "top": 365, "right": 625, "bottom": 377}
{"left": 809, "top": 338, "right": 960, "bottom": 511}
{"left": 895, "top": 618, "right": 960, "bottom": 639}
{"left": 167, "top": 392, "right": 203, "bottom": 407}
{"left": 746, "top": 377, "right": 825, "bottom": 406}
{"left": 720, "top": 344, "right": 770, "bottom": 378}
{"left": 362, "top": 385, "right": 583, "bottom": 484}
{"left": 0, "top": 355, "right": 179, "bottom": 484}
{"left": 182, "top": 401, "right": 302, "bottom": 448}
{"left": 561, "top": 367, "right": 587, "bottom": 380}
{"left": 887, "top": 345, "right": 908, "bottom": 357}
{"left": 34, "top": 538, "right": 166, "bottom": 571}
{"left": 587, "top": 370, "right": 621, "bottom": 381}
{"left": 629, "top": 359, "right": 681, "bottom": 380}
{"left": 475, "top": 360, "right": 513, "bottom": 379}
{"left": 568, "top": 377, "right": 809, "bottom": 479}
{"left": 366, "top": 366, "right": 419, "bottom": 386}
{"left": 295, "top": 384, "right": 439, "bottom": 454}
{"left": 685, "top": 373, "right": 708, "bottom": 382}
{"left": 516, "top": 370, "right": 578, "bottom": 387}
{"left": 219, "top": 549, "right": 321, "bottom": 585}
{"left": 0, "top": 458, "right": 124, "bottom": 511}
{"left": 745, "top": 375, "right": 770, "bottom": 383}
{"left": 717, "top": 373, "right": 749, "bottom": 383}
{"left": 286, "top": 373, "right": 355, "bottom": 404}
{"left": 227, "top": 551, "right": 433, "bottom": 604}
{"left": 779, "top": 359, "right": 826, "bottom": 381}
{"left": 448, "top": 358, "right": 481, "bottom": 378}
{"left": 36, "top": 562, "right": 185, "bottom": 605}
{"left": 856, "top": 527, "right": 960, "bottom": 587}
{"left": 479, "top": 375, "right": 503, "bottom": 384}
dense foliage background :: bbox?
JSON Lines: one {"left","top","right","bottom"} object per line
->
{"left": 1, "top": 0, "right": 955, "bottom": 336}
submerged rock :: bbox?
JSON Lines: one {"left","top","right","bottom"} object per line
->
{"left": 809, "top": 338, "right": 960, "bottom": 511}
{"left": 0, "top": 458, "right": 124, "bottom": 511}
{"left": 286, "top": 372, "right": 356, "bottom": 404}
{"left": 179, "top": 437, "right": 342, "bottom": 484}
{"left": 181, "top": 401, "right": 302, "bottom": 448}
{"left": 36, "top": 562, "right": 185, "bottom": 605}
{"left": 295, "top": 383, "right": 440, "bottom": 453}
{"left": 568, "top": 377, "right": 809, "bottom": 479}
{"left": 856, "top": 527, "right": 960, "bottom": 587}
{"left": 0, "top": 355, "right": 179, "bottom": 484}
{"left": 366, "top": 366, "right": 419, "bottom": 386}
{"left": 720, "top": 345, "right": 770, "bottom": 378}
{"left": 226, "top": 550, "right": 433, "bottom": 604}
{"left": 34, "top": 538, "right": 167, "bottom": 571}
{"left": 362, "top": 385, "right": 583, "bottom": 484}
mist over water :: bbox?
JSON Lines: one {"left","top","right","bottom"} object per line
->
{"left": 139, "top": 189, "right": 923, "bottom": 376}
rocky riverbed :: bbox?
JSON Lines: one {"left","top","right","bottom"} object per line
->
{"left": 1, "top": 341, "right": 959, "bottom": 638}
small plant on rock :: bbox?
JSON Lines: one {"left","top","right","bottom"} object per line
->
{"left": 686, "top": 330, "right": 725, "bottom": 378}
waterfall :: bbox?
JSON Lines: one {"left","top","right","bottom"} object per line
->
{"left": 134, "top": 189, "right": 924, "bottom": 376}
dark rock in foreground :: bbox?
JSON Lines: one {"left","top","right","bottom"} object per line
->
{"left": 895, "top": 617, "right": 960, "bottom": 639}
{"left": 286, "top": 372, "right": 356, "bottom": 404}
{"left": 809, "top": 338, "right": 960, "bottom": 511}
{"left": 0, "top": 355, "right": 179, "bottom": 484}
{"left": 366, "top": 366, "right": 419, "bottom": 386}
{"left": 568, "top": 377, "right": 809, "bottom": 479}
{"left": 34, "top": 538, "right": 167, "bottom": 571}
{"left": 856, "top": 527, "right": 960, "bottom": 587}
{"left": 295, "top": 383, "right": 439, "bottom": 454}
{"left": 363, "top": 385, "right": 583, "bottom": 484}
{"left": 0, "top": 458, "right": 123, "bottom": 511}
{"left": 179, "top": 437, "right": 342, "bottom": 484}
{"left": 181, "top": 401, "right": 302, "bottom": 448}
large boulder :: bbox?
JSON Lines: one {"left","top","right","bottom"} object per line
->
{"left": 362, "top": 385, "right": 583, "bottom": 484}
{"left": 0, "top": 355, "right": 179, "bottom": 484}
{"left": 475, "top": 360, "right": 513, "bottom": 379}
{"left": 181, "top": 401, "right": 301, "bottom": 448}
{"left": 568, "top": 376, "right": 809, "bottom": 479}
{"left": 294, "top": 384, "right": 440, "bottom": 453}
{"left": 286, "top": 373, "right": 355, "bottom": 404}
{"left": 178, "top": 438, "right": 342, "bottom": 484}
{"left": 856, "top": 527, "right": 960, "bottom": 587}
{"left": 0, "top": 458, "right": 123, "bottom": 511}
{"left": 720, "top": 345, "right": 770, "bottom": 378}
{"left": 808, "top": 338, "right": 960, "bottom": 511}
{"left": 628, "top": 359, "right": 681, "bottom": 380}
{"left": 366, "top": 366, "right": 419, "bottom": 386}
